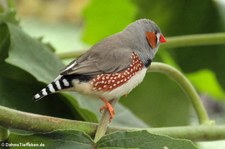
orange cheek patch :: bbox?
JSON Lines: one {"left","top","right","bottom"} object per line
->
{"left": 146, "top": 32, "right": 156, "bottom": 48}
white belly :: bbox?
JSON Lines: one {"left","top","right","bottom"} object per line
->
{"left": 101, "top": 68, "right": 147, "bottom": 99}
{"left": 72, "top": 68, "right": 147, "bottom": 100}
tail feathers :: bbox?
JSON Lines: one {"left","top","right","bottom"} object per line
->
{"left": 33, "top": 75, "right": 72, "bottom": 101}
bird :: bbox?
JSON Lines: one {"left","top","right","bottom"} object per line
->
{"left": 33, "top": 19, "right": 166, "bottom": 121}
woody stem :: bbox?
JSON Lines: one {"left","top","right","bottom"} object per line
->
{"left": 94, "top": 98, "right": 119, "bottom": 142}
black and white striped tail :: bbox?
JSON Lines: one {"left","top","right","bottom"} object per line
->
{"left": 33, "top": 75, "right": 72, "bottom": 101}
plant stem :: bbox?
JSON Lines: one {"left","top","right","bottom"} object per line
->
{"left": 94, "top": 98, "right": 119, "bottom": 142}
{"left": 57, "top": 50, "right": 85, "bottom": 59}
{"left": 57, "top": 33, "right": 225, "bottom": 59}
{"left": 108, "top": 125, "right": 225, "bottom": 141}
{"left": 0, "top": 105, "right": 224, "bottom": 141}
{"left": 0, "top": 105, "right": 97, "bottom": 136}
{"left": 161, "top": 33, "right": 225, "bottom": 49}
{"left": 149, "top": 62, "right": 211, "bottom": 125}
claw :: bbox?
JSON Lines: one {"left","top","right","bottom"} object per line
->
{"left": 100, "top": 97, "right": 115, "bottom": 122}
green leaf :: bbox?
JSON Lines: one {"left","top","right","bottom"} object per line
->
{"left": 82, "top": 0, "right": 137, "bottom": 44}
{"left": 7, "top": 130, "right": 197, "bottom": 149}
{"left": 8, "top": 130, "right": 95, "bottom": 149}
{"left": 0, "top": 75, "right": 79, "bottom": 119}
{"left": 60, "top": 93, "right": 98, "bottom": 122}
{"left": 6, "top": 23, "right": 64, "bottom": 83}
{"left": 0, "top": 20, "right": 97, "bottom": 121}
{"left": 187, "top": 69, "right": 225, "bottom": 99}
{"left": 97, "top": 131, "right": 197, "bottom": 149}
{"left": 0, "top": 23, "right": 10, "bottom": 63}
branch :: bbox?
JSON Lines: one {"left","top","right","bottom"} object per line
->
{"left": 57, "top": 50, "right": 85, "bottom": 59}
{"left": 149, "top": 62, "right": 212, "bottom": 125}
{"left": 57, "top": 33, "right": 225, "bottom": 59}
{"left": 0, "top": 105, "right": 225, "bottom": 141}
{"left": 0, "top": 105, "right": 98, "bottom": 136}
{"left": 161, "top": 33, "right": 225, "bottom": 49}
{"left": 115, "top": 125, "right": 225, "bottom": 141}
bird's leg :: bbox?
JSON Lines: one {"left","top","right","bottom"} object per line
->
{"left": 94, "top": 98, "right": 118, "bottom": 142}
{"left": 100, "top": 97, "right": 115, "bottom": 121}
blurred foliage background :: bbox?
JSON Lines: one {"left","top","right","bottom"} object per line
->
{"left": 1, "top": 0, "right": 225, "bottom": 148}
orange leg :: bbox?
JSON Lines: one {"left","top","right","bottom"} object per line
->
{"left": 100, "top": 97, "right": 115, "bottom": 122}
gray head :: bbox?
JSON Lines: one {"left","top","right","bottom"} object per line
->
{"left": 123, "top": 19, "right": 166, "bottom": 65}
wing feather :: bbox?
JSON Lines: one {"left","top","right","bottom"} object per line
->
{"left": 60, "top": 47, "right": 132, "bottom": 76}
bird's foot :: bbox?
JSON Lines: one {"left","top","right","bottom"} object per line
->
{"left": 100, "top": 97, "right": 115, "bottom": 122}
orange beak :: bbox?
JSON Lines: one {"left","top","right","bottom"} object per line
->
{"left": 160, "top": 34, "right": 166, "bottom": 43}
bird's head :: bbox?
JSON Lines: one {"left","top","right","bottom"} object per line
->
{"left": 125, "top": 19, "right": 166, "bottom": 61}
